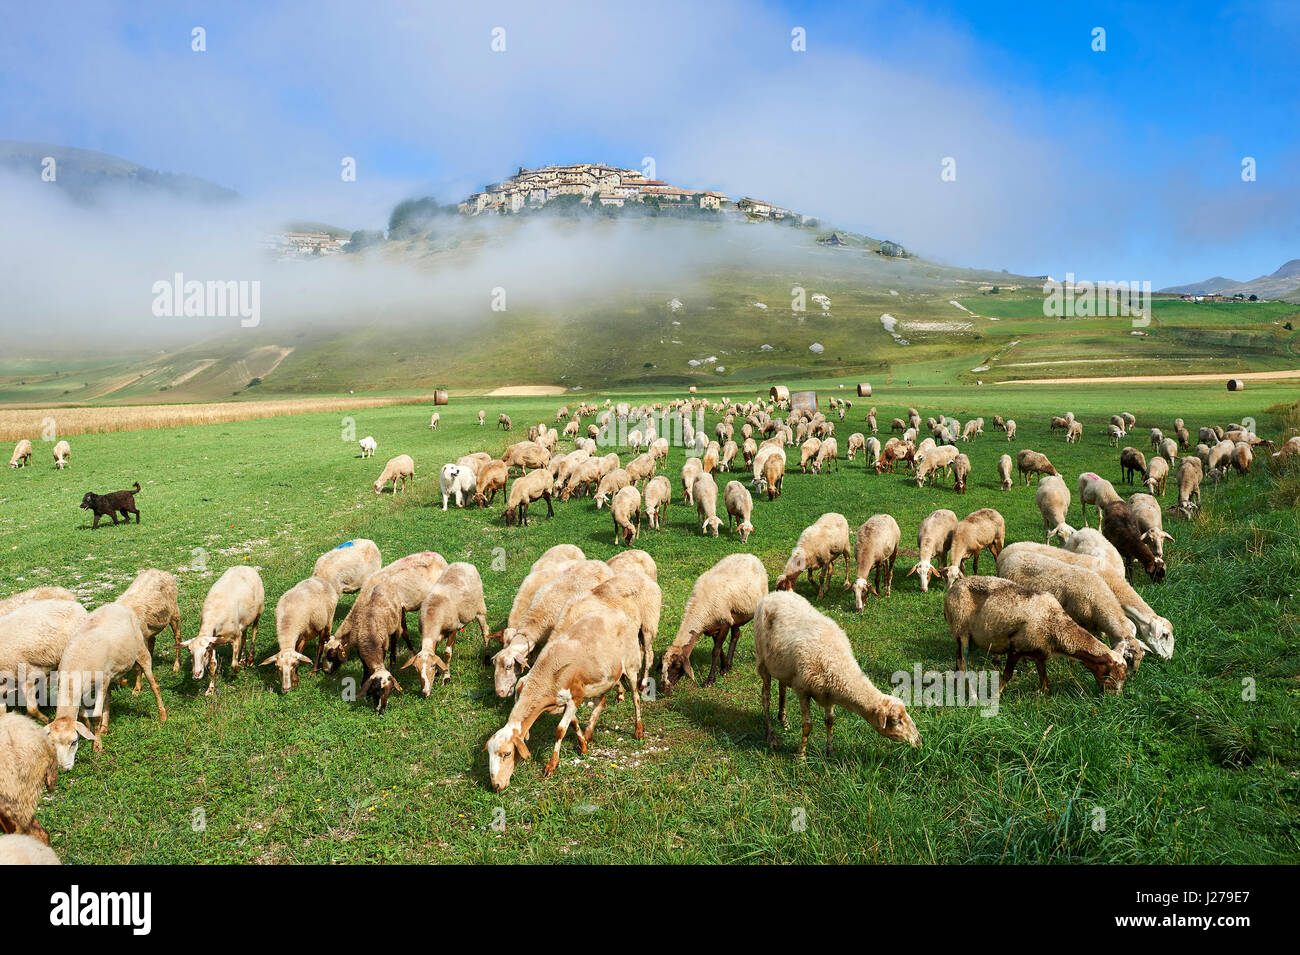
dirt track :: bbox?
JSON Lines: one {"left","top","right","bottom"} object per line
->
{"left": 1001, "top": 369, "right": 1300, "bottom": 385}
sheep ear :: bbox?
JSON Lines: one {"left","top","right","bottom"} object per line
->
{"left": 905, "top": 565, "right": 917, "bottom": 577}
{"left": 513, "top": 731, "right": 531, "bottom": 761}
{"left": 74, "top": 721, "right": 98, "bottom": 741}
{"left": 1161, "top": 531, "right": 1175, "bottom": 541}
{"left": 294, "top": 652, "right": 313, "bottom": 664}
{"left": 259, "top": 653, "right": 279, "bottom": 666}
{"left": 399, "top": 655, "right": 416, "bottom": 669}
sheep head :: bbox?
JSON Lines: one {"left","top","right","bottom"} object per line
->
{"left": 907, "top": 559, "right": 942, "bottom": 593}
{"left": 400, "top": 648, "right": 447, "bottom": 697}
{"left": 45, "top": 717, "right": 98, "bottom": 770}
{"left": 868, "top": 695, "right": 921, "bottom": 747}
{"left": 660, "top": 644, "right": 695, "bottom": 694}
{"left": 737, "top": 520, "right": 754, "bottom": 543}
{"left": 260, "top": 648, "right": 313, "bottom": 693}
{"left": 491, "top": 640, "right": 529, "bottom": 698}
{"left": 486, "top": 724, "right": 530, "bottom": 791}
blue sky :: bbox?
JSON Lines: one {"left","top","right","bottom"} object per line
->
{"left": 1, "top": 0, "right": 1296, "bottom": 286}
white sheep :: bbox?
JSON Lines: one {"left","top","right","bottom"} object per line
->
{"left": 358, "top": 436, "right": 377, "bottom": 458}
{"left": 851, "top": 515, "right": 901, "bottom": 609}
{"left": 754, "top": 590, "right": 921, "bottom": 756}
{"left": 1035, "top": 474, "right": 1074, "bottom": 542}
{"left": 0, "top": 833, "right": 60, "bottom": 864}
{"left": 486, "top": 609, "right": 645, "bottom": 790}
{"left": 373, "top": 454, "right": 415, "bottom": 494}
{"left": 1127, "top": 493, "right": 1174, "bottom": 559}
{"left": 723, "top": 480, "right": 755, "bottom": 542}
{"left": 692, "top": 471, "right": 723, "bottom": 536}
{"left": 115, "top": 568, "right": 183, "bottom": 685}
{"left": 611, "top": 485, "right": 642, "bottom": 545}
{"left": 429, "top": 412, "right": 440, "bottom": 430}
{"left": 46, "top": 604, "right": 167, "bottom": 769}
{"left": 51, "top": 440, "right": 70, "bottom": 469}
{"left": 0, "top": 600, "right": 89, "bottom": 722}
{"left": 180, "top": 565, "right": 265, "bottom": 696}
{"left": 312, "top": 539, "right": 382, "bottom": 595}
{"left": 439, "top": 462, "right": 477, "bottom": 510}
{"left": 775, "top": 513, "right": 852, "bottom": 598}
{"left": 660, "top": 554, "right": 767, "bottom": 692}
{"left": 0, "top": 587, "right": 78, "bottom": 621}
{"left": 1061, "top": 528, "right": 1124, "bottom": 575}
{"left": 1077, "top": 471, "right": 1121, "bottom": 527}
{"left": 262, "top": 576, "right": 339, "bottom": 691}
{"left": 0, "top": 712, "right": 58, "bottom": 843}
{"left": 408, "top": 563, "right": 489, "bottom": 691}
{"left": 643, "top": 475, "right": 672, "bottom": 530}
{"left": 908, "top": 508, "right": 957, "bottom": 593}
{"left": 8, "top": 439, "right": 32, "bottom": 468}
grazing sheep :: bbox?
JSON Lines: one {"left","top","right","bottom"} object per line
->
{"left": 996, "top": 547, "right": 1146, "bottom": 669}
{"left": 180, "top": 565, "right": 265, "bottom": 696}
{"left": 799, "top": 437, "right": 821, "bottom": 473}
{"left": 594, "top": 468, "right": 631, "bottom": 509}
{"left": 1128, "top": 493, "right": 1173, "bottom": 560}
{"left": 46, "top": 604, "right": 167, "bottom": 769}
{"left": 776, "top": 513, "right": 852, "bottom": 598}
{"left": 471, "top": 459, "right": 509, "bottom": 507}
{"left": 407, "top": 563, "right": 489, "bottom": 691}
{"left": 755, "top": 445, "right": 787, "bottom": 500}
{"left": 995, "top": 454, "right": 1013, "bottom": 491}
{"left": 115, "top": 569, "right": 183, "bottom": 684}
{"left": 944, "top": 577, "right": 1126, "bottom": 695}
{"left": 1061, "top": 528, "right": 1124, "bottom": 576}
{"left": 0, "top": 587, "right": 78, "bottom": 620}
{"left": 8, "top": 440, "right": 32, "bottom": 468}
{"left": 1016, "top": 449, "right": 1058, "bottom": 485}
{"left": 498, "top": 413, "right": 512, "bottom": 431}
{"left": 358, "top": 436, "right": 377, "bottom": 458}
{"left": 0, "top": 600, "right": 89, "bottom": 722}
{"left": 501, "top": 441, "right": 550, "bottom": 473}
{"left": 754, "top": 591, "right": 921, "bottom": 756}
{"left": 1120, "top": 447, "right": 1147, "bottom": 485}
{"left": 681, "top": 458, "right": 703, "bottom": 504}
{"left": 373, "top": 454, "right": 415, "bottom": 494}
{"left": 915, "top": 444, "right": 960, "bottom": 487}
{"left": 1143, "top": 455, "right": 1169, "bottom": 496}
{"left": 851, "top": 515, "right": 901, "bottom": 609}
{"left": 439, "top": 462, "right": 477, "bottom": 510}
{"left": 312, "top": 539, "right": 382, "bottom": 595}
{"left": 457, "top": 451, "right": 494, "bottom": 477}
{"left": 1101, "top": 500, "right": 1166, "bottom": 583}
{"left": 503, "top": 468, "right": 555, "bottom": 526}
{"left": 1035, "top": 474, "right": 1074, "bottom": 542}
{"left": 1077, "top": 472, "right": 1122, "bottom": 527}
{"left": 1107, "top": 424, "right": 1125, "bottom": 447}
{"left": 490, "top": 560, "right": 616, "bottom": 697}
{"left": 847, "top": 432, "right": 866, "bottom": 461}
{"left": 1149, "top": 428, "right": 1164, "bottom": 450}
{"left": 1005, "top": 419, "right": 1017, "bottom": 440}
{"left": 692, "top": 472, "right": 722, "bottom": 536}
{"left": 951, "top": 453, "right": 972, "bottom": 494}
{"left": 643, "top": 475, "right": 672, "bottom": 530}
{"left": 1160, "top": 437, "right": 1179, "bottom": 467}
{"left": 624, "top": 452, "right": 657, "bottom": 487}
{"left": 51, "top": 440, "right": 70, "bottom": 469}
{"left": 723, "top": 480, "right": 755, "bottom": 542}
{"left": 486, "top": 609, "right": 645, "bottom": 790}
{"left": 428, "top": 412, "right": 440, "bottom": 430}
{"left": 350, "top": 592, "right": 408, "bottom": 714}
{"left": 908, "top": 508, "right": 958, "bottom": 593}
{"left": 719, "top": 440, "right": 738, "bottom": 471}
{"left": 0, "top": 833, "right": 60, "bottom": 864}
{"left": 611, "top": 485, "right": 642, "bottom": 545}
{"left": 552, "top": 569, "right": 661, "bottom": 693}
{"left": 0, "top": 713, "right": 58, "bottom": 844}
{"left": 478, "top": 410, "right": 487, "bottom": 426}
{"left": 607, "top": 549, "right": 657, "bottom": 581}
{"left": 322, "top": 552, "right": 449, "bottom": 672}
{"left": 661, "top": 554, "right": 768, "bottom": 693}
{"left": 943, "top": 508, "right": 1006, "bottom": 584}
{"left": 1232, "top": 442, "right": 1253, "bottom": 474}
{"left": 811, "top": 437, "right": 839, "bottom": 474}
{"left": 263, "top": 576, "right": 339, "bottom": 690}
{"left": 864, "top": 436, "right": 881, "bottom": 468}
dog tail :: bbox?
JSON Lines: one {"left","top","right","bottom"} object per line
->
{"left": 132, "top": 481, "right": 141, "bottom": 493}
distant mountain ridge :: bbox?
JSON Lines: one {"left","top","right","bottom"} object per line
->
{"left": 0, "top": 139, "right": 238, "bottom": 204}
{"left": 1160, "top": 259, "right": 1300, "bottom": 301}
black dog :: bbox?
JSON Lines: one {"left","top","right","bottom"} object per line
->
{"left": 81, "top": 482, "right": 142, "bottom": 528}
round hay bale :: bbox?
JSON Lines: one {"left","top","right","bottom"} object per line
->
{"left": 791, "top": 390, "right": 819, "bottom": 415}
{"left": 770, "top": 385, "right": 790, "bottom": 403}
{"left": 857, "top": 382, "right": 872, "bottom": 397}
{"left": 433, "top": 389, "right": 449, "bottom": 405}
{"left": 1226, "top": 379, "right": 1245, "bottom": 392}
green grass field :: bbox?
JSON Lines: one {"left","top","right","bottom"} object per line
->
{"left": 2, "top": 378, "right": 1298, "bottom": 863}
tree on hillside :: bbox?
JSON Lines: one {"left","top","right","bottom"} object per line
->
{"left": 388, "top": 197, "right": 457, "bottom": 239}
{"left": 345, "top": 230, "right": 385, "bottom": 253}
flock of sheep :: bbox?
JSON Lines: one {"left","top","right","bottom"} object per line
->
{"left": 2, "top": 390, "right": 1295, "bottom": 864}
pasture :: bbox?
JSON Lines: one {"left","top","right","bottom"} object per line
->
{"left": 1, "top": 379, "right": 1297, "bottom": 863}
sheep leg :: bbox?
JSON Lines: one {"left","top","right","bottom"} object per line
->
{"left": 543, "top": 491, "right": 554, "bottom": 519}
{"left": 998, "top": 652, "right": 1020, "bottom": 695}
{"left": 23, "top": 670, "right": 49, "bottom": 724}
{"left": 722, "top": 623, "right": 741, "bottom": 674}
{"left": 627, "top": 671, "right": 645, "bottom": 739}
{"left": 580, "top": 693, "right": 606, "bottom": 746}
{"left": 246, "top": 614, "right": 262, "bottom": 667}
{"left": 543, "top": 694, "right": 582, "bottom": 776}
{"left": 705, "top": 629, "right": 724, "bottom": 686}
{"left": 824, "top": 703, "right": 835, "bottom": 756}
{"left": 760, "top": 667, "right": 777, "bottom": 748}
{"left": 1033, "top": 655, "right": 1049, "bottom": 693}
{"left": 136, "top": 647, "right": 167, "bottom": 722}
{"left": 796, "top": 694, "right": 813, "bottom": 758}
{"left": 842, "top": 553, "right": 852, "bottom": 590}
{"left": 442, "top": 628, "right": 457, "bottom": 685}
{"left": 778, "top": 683, "right": 788, "bottom": 726}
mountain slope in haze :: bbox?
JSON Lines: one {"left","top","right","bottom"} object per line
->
{"left": 0, "top": 140, "right": 238, "bottom": 204}
{"left": 1160, "top": 259, "right": 1300, "bottom": 301}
